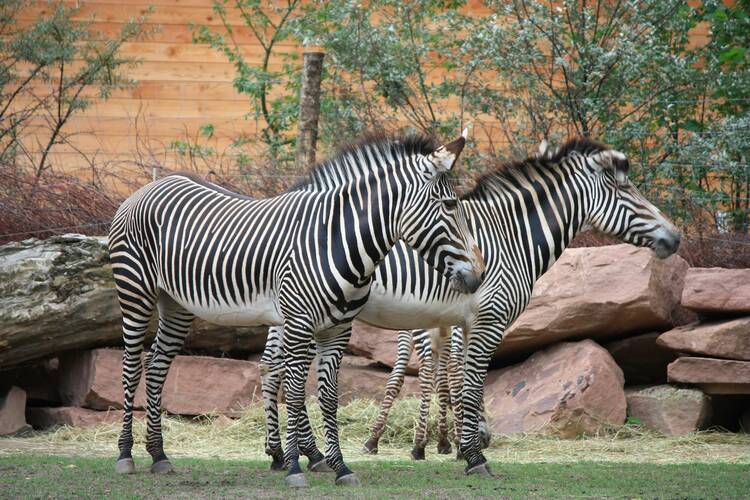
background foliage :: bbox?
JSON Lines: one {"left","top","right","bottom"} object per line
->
{"left": 2, "top": 0, "right": 750, "bottom": 265}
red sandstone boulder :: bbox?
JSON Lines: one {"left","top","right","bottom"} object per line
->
{"left": 657, "top": 318, "right": 750, "bottom": 361}
{"left": 26, "top": 407, "right": 146, "bottom": 429}
{"left": 58, "top": 349, "right": 262, "bottom": 415}
{"left": 0, "top": 387, "right": 31, "bottom": 436}
{"left": 625, "top": 385, "right": 711, "bottom": 435}
{"left": 485, "top": 340, "right": 626, "bottom": 437}
{"left": 496, "top": 245, "right": 690, "bottom": 362}
{"left": 681, "top": 268, "right": 750, "bottom": 315}
{"left": 304, "top": 355, "right": 420, "bottom": 404}
{"left": 668, "top": 357, "right": 750, "bottom": 395}
{"left": 348, "top": 322, "right": 420, "bottom": 374}
{"left": 605, "top": 333, "right": 678, "bottom": 385}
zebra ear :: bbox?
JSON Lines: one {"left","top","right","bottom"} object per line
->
{"left": 537, "top": 139, "right": 549, "bottom": 158}
{"left": 429, "top": 131, "right": 467, "bottom": 172}
{"left": 591, "top": 150, "right": 630, "bottom": 185}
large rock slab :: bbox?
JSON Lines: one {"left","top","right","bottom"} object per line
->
{"left": 0, "top": 235, "right": 269, "bottom": 370}
{"left": 605, "top": 333, "right": 678, "bottom": 385}
{"left": 496, "top": 245, "right": 690, "bottom": 362}
{"left": 657, "top": 318, "right": 750, "bottom": 361}
{"left": 668, "top": 357, "right": 750, "bottom": 394}
{"left": 485, "top": 340, "right": 626, "bottom": 437}
{"left": 348, "top": 322, "right": 420, "bottom": 374}
{"left": 625, "top": 385, "right": 710, "bottom": 435}
{"left": 26, "top": 407, "right": 146, "bottom": 429}
{"left": 305, "top": 355, "right": 420, "bottom": 404}
{"left": 681, "top": 268, "right": 750, "bottom": 315}
{"left": 0, "top": 387, "right": 31, "bottom": 436}
{"left": 58, "top": 349, "right": 262, "bottom": 415}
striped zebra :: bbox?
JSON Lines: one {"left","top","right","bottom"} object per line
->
{"left": 365, "top": 326, "right": 487, "bottom": 460}
{"left": 107, "top": 132, "right": 486, "bottom": 487}
{"left": 260, "top": 138, "right": 681, "bottom": 476}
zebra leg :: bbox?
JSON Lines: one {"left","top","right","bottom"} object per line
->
{"left": 144, "top": 294, "right": 194, "bottom": 474}
{"left": 478, "top": 399, "right": 492, "bottom": 450}
{"left": 281, "top": 323, "right": 316, "bottom": 488}
{"left": 262, "top": 327, "right": 328, "bottom": 473}
{"left": 411, "top": 332, "right": 434, "bottom": 461}
{"left": 261, "top": 326, "right": 287, "bottom": 471}
{"left": 448, "top": 326, "right": 465, "bottom": 459}
{"left": 293, "top": 342, "right": 330, "bottom": 473}
{"left": 315, "top": 326, "right": 359, "bottom": 486}
{"left": 364, "top": 330, "right": 413, "bottom": 455}
{"left": 460, "top": 323, "right": 503, "bottom": 476}
{"left": 435, "top": 331, "right": 453, "bottom": 455}
{"left": 114, "top": 286, "right": 155, "bottom": 474}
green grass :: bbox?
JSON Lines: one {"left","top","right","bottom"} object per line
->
{"left": 1, "top": 454, "right": 749, "bottom": 498}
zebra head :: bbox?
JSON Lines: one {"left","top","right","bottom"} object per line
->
{"left": 399, "top": 130, "right": 486, "bottom": 293}
{"left": 573, "top": 142, "right": 681, "bottom": 258}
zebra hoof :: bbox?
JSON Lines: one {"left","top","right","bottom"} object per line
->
{"left": 437, "top": 440, "right": 452, "bottom": 455}
{"left": 335, "top": 473, "right": 361, "bottom": 486}
{"left": 150, "top": 460, "right": 175, "bottom": 474}
{"left": 362, "top": 438, "right": 378, "bottom": 455}
{"left": 284, "top": 472, "right": 309, "bottom": 488}
{"left": 270, "top": 459, "right": 287, "bottom": 471}
{"left": 114, "top": 458, "right": 135, "bottom": 474}
{"left": 410, "top": 447, "right": 426, "bottom": 460}
{"left": 465, "top": 462, "right": 493, "bottom": 477}
{"left": 308, "top": 458, "right": 334, "bottom": 473}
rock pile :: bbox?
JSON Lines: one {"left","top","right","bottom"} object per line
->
{"left": 0, "top": 236, "right": 748, "bottom": 437}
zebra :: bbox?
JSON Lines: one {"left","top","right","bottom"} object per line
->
{"left": 260, "top": 137, "right": 681, "bottom": 476}
{"left": 364, "top": 325, "right": 491, "bottom": 460}
{"left": 365, "top": 325, "right": 492, "bottom": 460}
{"left": 107, "top": 132, "right": 486, "bottom": 487}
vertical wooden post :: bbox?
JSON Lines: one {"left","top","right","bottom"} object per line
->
{"left": 296, "top": 44, "right": 325, "bottom": 171}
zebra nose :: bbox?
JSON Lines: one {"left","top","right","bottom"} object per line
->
{"left": 661, "top": 234, "right": 680, "bottom": 252}
{"left": 655, "top": 233, "right": 680, "bottom": 258}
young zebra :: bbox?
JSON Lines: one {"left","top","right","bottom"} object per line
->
{"left": 260, "top": 138, "right": 681, "bottom": 475}
{"left": 366, "top": 326, "right": 488, "bottom": 459}
{"left": 364, "top": 326, "right": 491, "bottom": 459}
{"left": 107, "top": 132, "right": 485, "bottom": 487}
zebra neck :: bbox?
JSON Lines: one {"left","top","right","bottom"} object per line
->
{"left": 471, "top": 161, "right": 588, "bottom": 281}
{"left": 315, "top": 176, "right": 401, "bottom": 286}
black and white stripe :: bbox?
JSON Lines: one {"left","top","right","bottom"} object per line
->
{"left": 261, "top": 138, "right": 681, "bottom": 474}
{"left": 108, "top": 133, "right": 484, "bottom": 486}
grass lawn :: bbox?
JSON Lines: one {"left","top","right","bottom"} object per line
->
{"left": 1, "top": 454, "right": 749, "bottom": 499}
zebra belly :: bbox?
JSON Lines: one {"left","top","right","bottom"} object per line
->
{"left": 358, "top": 287, "right": 470, "bottom": 330}
{"left": 165, "top": 291, "right": 284, "bottom": 327}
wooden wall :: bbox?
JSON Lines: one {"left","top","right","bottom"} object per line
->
{"left": 16, "top": 1, "right": 709, "bottom": 182}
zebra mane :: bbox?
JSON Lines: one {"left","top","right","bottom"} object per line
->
{"left": 290, "top": 132, "right": 441, "bottom": 191}
{"left": 464, "top": 137, "right": 612, "bottom": 200}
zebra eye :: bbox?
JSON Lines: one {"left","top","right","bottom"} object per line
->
{"left": 443, "top": 199, "right": 459, "bottom": 210}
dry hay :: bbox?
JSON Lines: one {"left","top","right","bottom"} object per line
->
{"left": 1, "top": 398, "right": 748, "bottom": 464}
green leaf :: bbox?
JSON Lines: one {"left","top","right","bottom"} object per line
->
{"left": 682, "top": 119, "right": 703, "bottom": 133}
{"left": 719, "top": 47, "right": 746, "bottom": 64}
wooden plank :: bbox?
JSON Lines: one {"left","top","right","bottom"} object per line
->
{"left": 19, "top": 2, "right": 288, "bottom": 28}
{"left": 24, "top": 115, "right": 258, "bottom": 137}
{"left": 116, "top": 41, "right": 302, "bottom": 64}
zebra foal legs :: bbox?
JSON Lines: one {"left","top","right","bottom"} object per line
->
{"left": 363, "top": 330, "right": 414, "bottom": 454}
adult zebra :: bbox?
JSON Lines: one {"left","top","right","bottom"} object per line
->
{"left": 260, "top": 138, "right": 681, "bottom": 475}
{"left": 108, "top": 132, "right": 485, "bottom": 487}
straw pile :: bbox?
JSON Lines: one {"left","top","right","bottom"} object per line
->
{"left": 2, "top": 398, "right": 748, "bottom": 464}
